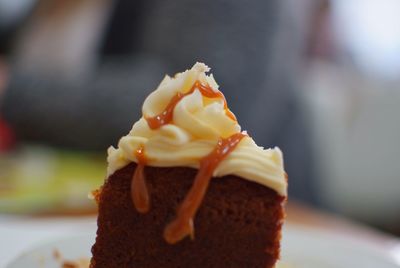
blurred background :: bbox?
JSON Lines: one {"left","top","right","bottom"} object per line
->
{"left": 0, "top": 0, "right": 399, "bottom": 237}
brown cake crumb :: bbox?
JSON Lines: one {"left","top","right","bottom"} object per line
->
{"left": 53, "top": 249, "right": 89, "bottom": 268}
{"left": 53, "top": 249, "right": 62, "bottom": 261}
{"left": 61, "top": 259, "right": 89, "bottom": 268}
{"left": 61, "top": 261, "right": 77, "bottom": 268}
{"left": 90, "top": 187, "right": 102, "bottom": 204}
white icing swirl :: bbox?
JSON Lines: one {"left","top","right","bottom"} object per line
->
{"left": 107, "top": 62, "right": 287, "bottom": 196}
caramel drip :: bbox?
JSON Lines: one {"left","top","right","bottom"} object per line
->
{"left": 195, "top": 82, "right": 237, "bottom": 121}
{"left": 163, "top": 132, "right": 246, "bottom": 244}
{"left": 133, "top": 80, "right": 243, "bottom": 243}
{"left": 145, "top": 81, "right": 236, "bottom": 129}
{"left": 131, "top": 145, "right": 150, "bottom": 213}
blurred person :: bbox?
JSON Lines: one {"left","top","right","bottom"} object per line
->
{"left": 0, "top": 0, "right": 316, "bottom": 203}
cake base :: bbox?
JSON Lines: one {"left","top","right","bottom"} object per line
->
{"left": 91, "top": 163, "right": 285, "bottom": 268}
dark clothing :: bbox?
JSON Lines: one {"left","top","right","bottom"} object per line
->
{"left": 0, "top": 0, "right": 316, "bottom": 203}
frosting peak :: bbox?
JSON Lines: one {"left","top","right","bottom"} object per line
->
{"left": 107, "top": 62, "right": 287, "bottom": 196}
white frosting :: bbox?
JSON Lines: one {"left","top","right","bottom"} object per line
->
{"left": 107, "top": 63, "right": 287, "bottom": 196}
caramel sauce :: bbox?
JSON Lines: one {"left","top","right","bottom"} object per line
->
{"left": 145, "top": 81, "right": 236, "bottom": 129}
{"left": 163, "top": 132, "right": 246, "bottom": 244}
{"left": 131, "top": 145, "right": 150, "bottom": 213}
{"left": 130, "top": 80, "right": 243, "bottom": 244}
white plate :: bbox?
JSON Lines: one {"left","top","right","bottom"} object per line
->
{"left": 6, "top": 235, "right": 94, "bottom": 268}
{"left": 280, "top": 226, "right": 400, "bottom": 268}
{"left": 6, "top": 225, "right": 400, "bottom": 268}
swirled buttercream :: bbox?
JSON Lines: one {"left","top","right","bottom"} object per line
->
{"left": 107, "top": 62, "right": 287, "bottom": 196}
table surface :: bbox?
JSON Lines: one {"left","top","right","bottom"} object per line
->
{"left": 286, "top": 203, "right": 400, "bottom": 249}
{"left": 0, "top": 202, "right": 399, "bottom": 268}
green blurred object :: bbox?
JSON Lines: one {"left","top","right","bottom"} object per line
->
{"left": 0, "top": 145, "right": 106, "bottom": 214}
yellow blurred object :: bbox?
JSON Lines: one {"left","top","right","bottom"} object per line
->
{"left": 0, "top": 145, "right": 106, "bottom": 214}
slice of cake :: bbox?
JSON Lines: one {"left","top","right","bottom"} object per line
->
{"left": 91, "top": 63, "right": 287, "bottom": 268}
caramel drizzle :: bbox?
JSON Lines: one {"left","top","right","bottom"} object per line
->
{"left": 164, "top": 132, "right": 246, "bottom": 244}
{"left": 131, "top": 80, "right": 244, "bottom": 244}
{"left": 131, "top": 145, "right": 150, "bottom": 213}
{"left": 145, "top": 81, "right": 236, "bottom": 129}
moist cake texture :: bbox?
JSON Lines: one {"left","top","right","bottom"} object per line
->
{"left": 91, "top": 163, "right": 285, "bottom": 268}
